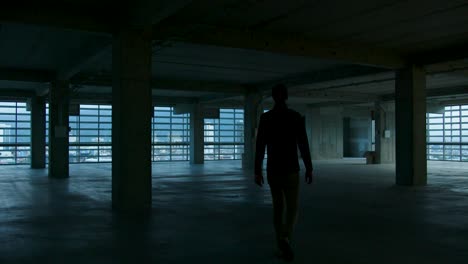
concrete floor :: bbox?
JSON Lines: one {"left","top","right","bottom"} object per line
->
{"left": 0, "top": 159, "right": 467, "bottom": 264}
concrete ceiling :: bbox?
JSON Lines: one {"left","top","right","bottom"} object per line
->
{"left": 0, "top": 23, "right": 109, "bottom": 72}
{"left": 158, "top": 0, "right": 468, "bottom": 55}
{"left": 82, "top": 41, "right": 345, "bottom": 83}
{"left": 0, "top": 0, "right": 467, "bottom": 108}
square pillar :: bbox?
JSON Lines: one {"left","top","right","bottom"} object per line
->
{"left": 395, "top": 65, "right": 427, "bottom": 186}
{"left": 30, "top": 95, "right": 46, "bottom": 169}
{"left": 48, "top": 80, "right": 70, "bottom": 178}
{"left": 374, "top": 102, "right": 382, "bottom": 164}
{"left": 374, "top": 102, "right": 396, "bottom": 164}
{"left": 243, "top": 88, "right": 262, "bottom": 170}
{"left": 190, "top": 103, "right": 204, "bottom": 164}
{"left": 112, "top": 26, "right": 152, "bottom": 212}
{"left": 307, "top": 107, "right": 321, "bottom": 160}
{"left": 305, "top": 106, "right": 313, "bottom": 153}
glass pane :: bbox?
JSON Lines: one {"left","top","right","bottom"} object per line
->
{"left": 426, "top": 104, "right": 468, "bottom": 162}
{"left": 151, "top": 106, "right": 191, "bottom": 161}
{"left": 202, "top": 109, "right": 244, "bottom": 160}
{"left": 0, "top": 101, "right": 31, "bottom": 164}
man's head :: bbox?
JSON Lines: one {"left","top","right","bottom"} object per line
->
{"left": 272, "top": 84, "right": 288, "bottom": 103}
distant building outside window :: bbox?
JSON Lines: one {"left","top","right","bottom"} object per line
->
{"left": 152, "top": 106, "right": 190, "bottom": 162}
{"left": 426, "top": 105, "right": 468, "bottom": 161}
{"left": 0, "top": 102, "right": 30, "bottom": 165}
{"left": 204, "top": 108, "right": 244, "bottom": 160}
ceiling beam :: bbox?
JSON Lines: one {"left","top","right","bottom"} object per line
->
{"left": 0, "top": 68, "right": 53, "bottom": 82}
{"left": 261, "top": 71, "right": 394, "bottom": 101}
{"left": 411, "top": 43, "right": 468, "bottom": 66}
{"left": 152, "top": 95, "right": 198, "bottom": 105}
{"left": 153, "top": 79, "right": 246, "bottom": 94}
{"left": 152, "top": 24, "right": 407, "bottom": 69}
{"left": 0, "top": 1, "right": 194, "bottom": 34}
{"left": 70, "top": 93, "right": 111, "bottom": 105}
{"left": 35, "top": 87, "right": 49, "bottom": 96}
{"left": 427, "top": 85, "right": 468, "bottom": 98}
{"left": 71, "top": 92, "right": 199, "bottom": 106}
{"left": 72, "top": 73, "right": 247, "bottom": 94}
{"left": 129, "top": 0, "right": 195, "bottom": 26}
{"left": 257, "top": 65, "right": 389, "bottom": 92}
{"left": 0, "top": 5, "right": 114, "bottom": 34}
{"left": 203, "top": 99, "right": 245, "bottom": 109}
{"left": 307, "top": 101, "right": 365, "bottom": 108}
{"left": 291, "top": 90, "right": 378, "bottom": 103}
{"left": 199, "top": 91, "right": 378, "bottom": 108}
{"left": 58, "top": 41, "right": 111, "bottom": 80}
{"left": 0, "top": 88, "right": 36, "bottom": 99}
{"left": 200, "top": 95, "right": 243, "bottom": 104}
{"left": 381, "top": 85, "right": 468, "bottom": 101}
{"left": 0, "top": 3, "right": 194, "bottom": 84}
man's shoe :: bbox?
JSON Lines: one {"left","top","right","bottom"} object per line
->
{"left": 279, "top": 238, "right": 294, "bottom": 262}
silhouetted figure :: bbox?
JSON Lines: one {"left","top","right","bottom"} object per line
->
{"left": 254, "top": 84, "right": 313, "bottom": 262}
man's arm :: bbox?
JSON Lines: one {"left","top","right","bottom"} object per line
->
{"left": 297, "top": 116, "right": 313, "bottom": 182}
{"left": 254, "top": 115, "right": 267, "bottom": 182}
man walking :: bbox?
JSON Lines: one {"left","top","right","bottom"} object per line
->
{"left": 254, "top": 84, "right": 313, "bottom": 262}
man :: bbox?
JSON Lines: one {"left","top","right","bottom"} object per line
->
{"left": 254, "top": 84, "right": 313, "bottom": 262}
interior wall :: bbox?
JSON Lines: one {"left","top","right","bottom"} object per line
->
{"left": 306, "top": 106, "right": 344, "bottom": 160}
{"left": 378, "top": 102, "right": 396, "bottom": 164}
{"left": 343, "top": 117, "right": 371, "bottom": 157}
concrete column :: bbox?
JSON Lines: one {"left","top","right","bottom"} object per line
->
{"left": 395, "top": 65, "right": 427, "bottom": 186}
{"left": 48, "top": 80, "right": 70, "bottom": 178}
{"left": 243, "top": 88, "right": 262, "bottom": 170}
{"left": 112, "top": 26, "right": 152, "bottom": 212}
{"left": 307, "top": 107, "right": 321, "bottom": 160}
{"left": 374, "top": 102, "right": 382, "bottom": 164}
{"left": 305, "top": 106, "right": 315, "bottom": 156}
{"left": 376, "top": 102, "right": 396, "bottom": 164}
{"left": 30, "top": 95, "right": 46, "bottom": 169}
{"left": 342, "top": 117, "right": 351, "bottom": 157}
{"left": 190, "top": 103, "right": 204, "bottom": 164}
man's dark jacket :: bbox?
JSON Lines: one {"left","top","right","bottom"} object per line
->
{"left": 255, "top": 104, "right": 313, "bottom": 185}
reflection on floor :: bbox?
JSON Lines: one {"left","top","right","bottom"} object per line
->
{"left": 0, "top": 160, "right": 467, "bottom": 263}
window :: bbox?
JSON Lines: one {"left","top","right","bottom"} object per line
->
{"left": 68, "top": 104, "right": 112, "bottom": 163}
{"left": 426, "top": 105, "right": 468, "bottom": 161}
{"left": 204, "top": 108, "right": 244, "bottom": 160}
{"left": 0, "top": 102, "right": 30, "bottom": 165}
{"left": 152, "top": 107, "right": 190, "bottom": 161}
{"left": 45, "top": 104, "right": 191, "bottom": 163}
{"left": 371, "top": 119, "right": 376, "bottom": 151}
{"left": 3, "top": 103, "right": 247, "bottom": 165}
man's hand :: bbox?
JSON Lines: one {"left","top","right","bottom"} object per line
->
{"left": 305, "top": 170, "right": 313, "bottom": 184}
{"left": 255, "top": 174, "right": 264, "bottom": 187}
